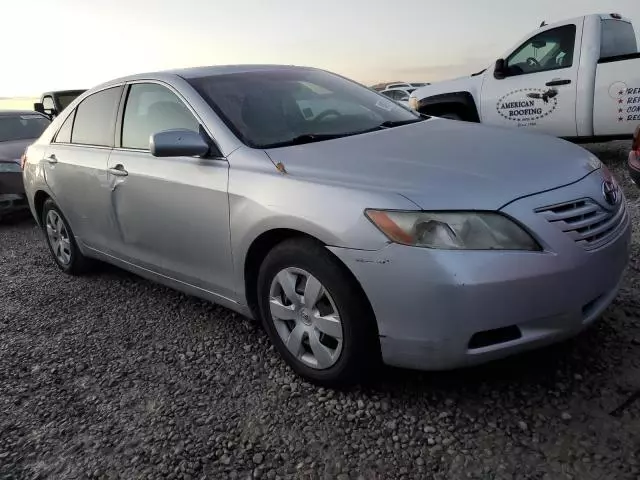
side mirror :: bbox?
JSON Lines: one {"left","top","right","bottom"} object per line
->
{"left": 494, "top": 59, "right": 507, "bottom": 79}
{"left": 34, "top": 102, "right": 45, "bottom": 114}
{"left": 150, "top": 129, "right": 210, "bottom": 158}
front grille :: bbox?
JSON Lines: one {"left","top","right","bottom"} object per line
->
{"left": 536, "top": 198, "right": 627, "bottom": 250}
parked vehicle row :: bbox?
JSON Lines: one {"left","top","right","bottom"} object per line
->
{"left": 21, "top": 63, "right": 630, "bottom": 386}
{"left": 34, "top": 90, "right": 86, "bottom": 120}
{"left": 409, "top": 13, "right": 640, "bottom": 141}
{"left": 379, "top": 87, "right": 415, "bottom": 106}
{"left": 0, "top": 110, "right": 50, "bottom": 220}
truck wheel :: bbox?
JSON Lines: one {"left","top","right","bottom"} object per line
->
{"left": 439, "top": 112, "right": 463, "bottom": 121}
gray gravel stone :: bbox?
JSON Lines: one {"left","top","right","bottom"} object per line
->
{"left": 1, "top": 143, "right": 639, "bottom": 479}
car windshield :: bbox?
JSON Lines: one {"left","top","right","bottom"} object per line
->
{"left": 0, "top": 114, "right": 50, "bottom": 142}
{"left": 188, "top": 68, "right": 422, "bottom": 148}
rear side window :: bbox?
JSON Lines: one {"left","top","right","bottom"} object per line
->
{"left": 71, "top": 86, "right": 122, "bottom": 147}
{"left": 54, "top": 111, "right": 75, "bottom": 143}
{"left": 121, "top": 83, "right": 199, "bottom": 150}
{"left": 601, "top": 20, "right": 638, "bottom": 58}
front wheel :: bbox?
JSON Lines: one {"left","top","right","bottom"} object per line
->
{"left": 257, "top": 239, "right": 380, "bottom": 387}
{"left": 439, "top": 112, "right": 463, "bottom": 121}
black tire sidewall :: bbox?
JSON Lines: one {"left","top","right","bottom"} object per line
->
{"left": 257, "top": 239, "right": 378, "bottom": 386}
{"left": 41, "top": 199, "right": 83, "bottom": 274}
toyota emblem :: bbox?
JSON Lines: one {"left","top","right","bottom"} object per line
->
{"left": 602, "top": 180, "right": 619, "bottom": 206}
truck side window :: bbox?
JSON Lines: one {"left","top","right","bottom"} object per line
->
{"left": 506, "top": 25, "right": 577, "bottom": 76}
{"left": 600, "top": 20, "right": 638, "bottom": 58}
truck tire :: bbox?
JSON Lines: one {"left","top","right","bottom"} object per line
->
{"left": 439, "top": 112, "right": 463, "bottom": 121}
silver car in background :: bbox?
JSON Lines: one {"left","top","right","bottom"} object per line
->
{"left": 23, "top": 65, "right": 630, "bottom": 386}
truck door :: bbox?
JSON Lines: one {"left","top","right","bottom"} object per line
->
{"left": 480, "top": 22, "right": 581, "bottom": 137}
{"left": 592, "top": 18, "right": 640, "bottom": 136}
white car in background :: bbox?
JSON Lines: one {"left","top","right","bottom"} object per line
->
{"left": 380, "top": 87, "right": 415, "bottom": 106}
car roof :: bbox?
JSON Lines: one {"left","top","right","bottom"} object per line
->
{"left": 41, "top": 89, "right": 86, "bottom": 95}
{"left": 96, "top": 64, "right": 319, "bottom": 88}
{"left": 0, "top": 110, "right": 49, "bottom": 118}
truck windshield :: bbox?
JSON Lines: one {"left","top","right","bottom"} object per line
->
{"left": 187, "top": 68, "right": 421, "bottom": 148}
{"left": 601, "top": 20, "right": 638, "bottom": 58}
{"left": 0, "top": 114, "right": 50, "bottom": 142}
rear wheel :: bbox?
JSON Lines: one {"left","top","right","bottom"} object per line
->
{"left": 41, "top": 199, "right": 90, "bottom": 274}
{"left": 257, "top": 239, "right": 379, "bottom": 387}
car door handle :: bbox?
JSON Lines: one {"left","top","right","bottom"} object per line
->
{"left": 46, "top": 154, "right": 58, "bottom": 164}
{"left": 545, "top": 79, "right": 571, "bottom": 86}
{"left": 108, "top": 165, "right": 128, "bottom": 177}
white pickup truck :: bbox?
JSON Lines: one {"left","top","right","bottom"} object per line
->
{"left": 409, "top": 13, "right": 640, "bottom": 141}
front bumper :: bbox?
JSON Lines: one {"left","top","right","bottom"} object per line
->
{"left": 329, "top": 174, "right": 631, "bottom": 371}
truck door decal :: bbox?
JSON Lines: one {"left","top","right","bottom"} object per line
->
{"left": 496, "top": 88, "right": 559, "bottom": 126}
{"left": 609, "top": 82, "right": 640, "bottom": 123}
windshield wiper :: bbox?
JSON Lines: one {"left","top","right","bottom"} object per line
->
{"left": 261, "top": 133, "right": 359, "bottom": 148}
{"left": 260, "top": 117, "right": 429, "bottom": 148}
{"left": 377, "top": 118, "right": 426, "bottom": 129}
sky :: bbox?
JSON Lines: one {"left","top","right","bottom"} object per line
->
{"left": 1, "top": 0, "right": 640, "bottom": 103}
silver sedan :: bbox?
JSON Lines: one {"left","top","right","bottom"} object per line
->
{"left": 23, "top": 65, "right": 630, "bottom": 386}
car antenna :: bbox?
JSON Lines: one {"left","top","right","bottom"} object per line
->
{"left": 539, "top": 21, "right": 547, "bottom": 27}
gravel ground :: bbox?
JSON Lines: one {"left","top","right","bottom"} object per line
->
{"left": 1, "top": 141, "right": 640, "bottom": 480}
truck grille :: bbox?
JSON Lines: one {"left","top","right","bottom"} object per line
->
{"left": 536, "top": 198, "right": 627, "bottom": 250}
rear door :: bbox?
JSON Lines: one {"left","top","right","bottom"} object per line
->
{"left": 43, "top": 86, "right": 123, "bottom": 250}
{"left": 480, "top": 22, "right": 581, "bottom": 136}
{"left": 593, "top": 19, "right": 640, "bottom": 136}
{"left": 105, "top": 81, "right": 234, "bottom": 298}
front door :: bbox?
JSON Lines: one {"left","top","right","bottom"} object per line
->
{"left": 106, "top": 82, "right": 235, "bottom": 299}
{"left": 481, "top": 22, "right": 582, "bottom": 137}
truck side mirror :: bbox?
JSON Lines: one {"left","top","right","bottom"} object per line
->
{"left": 34, "top": 102, "right": 45, "bottom": 114}
{"left": 494, "top": 59, "right": 507, "bottom": 79}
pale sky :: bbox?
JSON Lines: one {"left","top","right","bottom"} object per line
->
{"left": 1, "top": 0, "right": 640, "bottom": 99}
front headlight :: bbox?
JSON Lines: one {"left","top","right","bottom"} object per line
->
{"left": 408, "top": 96, "right": 418, "bottom": 110}
{"left": 365, "top": 210, "right": 541, "bottom": 250}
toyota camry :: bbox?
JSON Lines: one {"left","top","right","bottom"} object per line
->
{"left": 22, "top": 65, "right": 630, "bottom": 386}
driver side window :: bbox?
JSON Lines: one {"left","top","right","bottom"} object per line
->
{"left": 121, "top": 83, "right": 199, "bottom": 150}
{"left": 506, "top": 25, "right": 576, "bottom": 76}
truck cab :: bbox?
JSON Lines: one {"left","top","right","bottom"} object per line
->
{"left": 410, "top": 14, "right": 640, "bottom": 141}
{"left": 34, "top": 89, "right": 85, "bottom": 119}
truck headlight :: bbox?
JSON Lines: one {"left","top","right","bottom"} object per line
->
{"left": 408, "top": 96, "right": 418, "bottom": 110}
{"left": 365, "top": 210, "right": 541, "bottom": 251}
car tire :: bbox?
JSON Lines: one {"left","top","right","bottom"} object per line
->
{"left": 257, "top": 238, "right": 380, "bottom": 387}
{"left": 41, "top": 198, "right": 91, "bottom": 274}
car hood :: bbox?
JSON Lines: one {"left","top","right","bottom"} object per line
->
{"left": 0, "top": 139, "right": 33, "bottom": 162}
{"left": 265, "top": 119, "right": 600, "bottom": 210}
